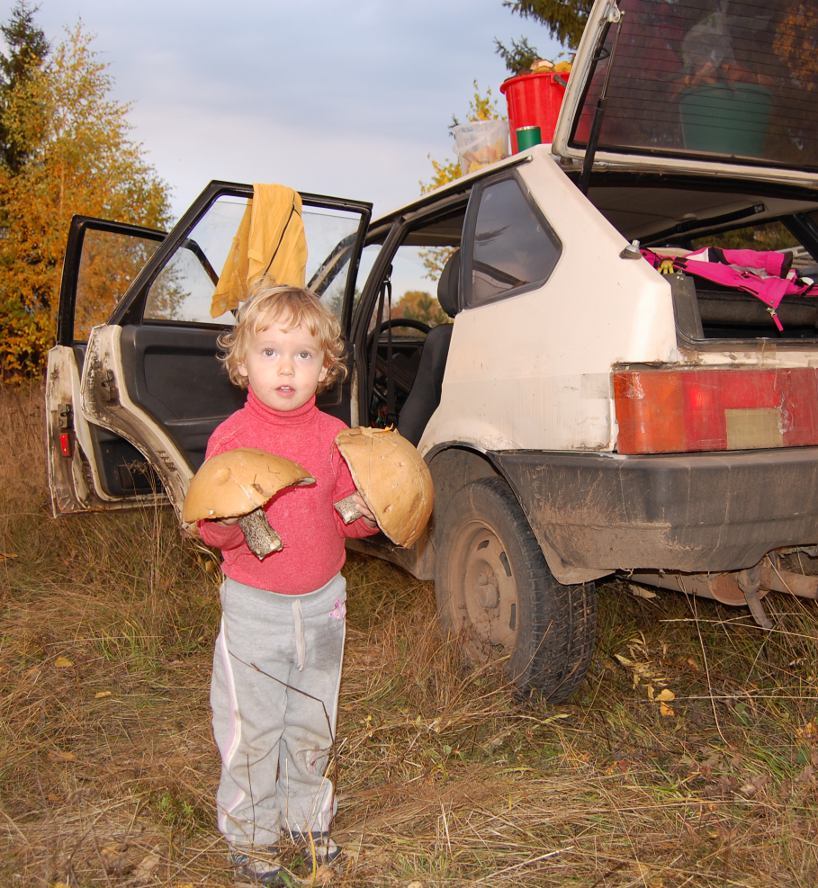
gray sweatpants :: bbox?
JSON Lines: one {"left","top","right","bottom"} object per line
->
{"left": 210, "top": 573, "right": 347, "bottom": 848}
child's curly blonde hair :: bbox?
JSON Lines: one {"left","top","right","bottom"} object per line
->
{"left": 218, "top": 284, "right": 347, "bottom": 391}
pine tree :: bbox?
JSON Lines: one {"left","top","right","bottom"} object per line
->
{"left": 0, "top": 0, "right": 48, "bottom": 172}
{"left": 0, "top": 19, "right": 170, "bottom": 381}
{"left": 497, "top": 0, "right": 593, "bottom": 73}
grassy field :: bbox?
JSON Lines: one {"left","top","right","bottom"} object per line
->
{"left": 3, "top": 382, "right": 818, "bottom": 887}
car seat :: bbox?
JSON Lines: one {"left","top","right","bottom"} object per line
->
{"left": 398, "top": 249, "right": 461, "bottom": 445}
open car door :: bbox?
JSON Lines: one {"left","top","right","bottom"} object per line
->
{"left": 46, "top": 181, "right": 371, "bottom": 517}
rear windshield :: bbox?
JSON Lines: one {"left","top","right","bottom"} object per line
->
{"left": 572, "top": 0, "right": 818, "bottom": 172}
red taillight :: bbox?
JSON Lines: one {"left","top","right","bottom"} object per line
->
{"left": 59, "top": 431, "right": 72, "bottom": 457}
{"left": 613, "top": 367, "right": 818, "bottom": 454}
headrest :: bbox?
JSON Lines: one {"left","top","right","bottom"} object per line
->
{"left": 437, "top": 249, "right": 461, "bottom": 318}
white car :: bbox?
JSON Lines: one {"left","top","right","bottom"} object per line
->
{"left": 46, "top": 0, "right": 818, "bottom": 701}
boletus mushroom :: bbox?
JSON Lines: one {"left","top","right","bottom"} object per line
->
{"left": 182, "top": 448, "right": 314, "bottom": 559}
{"left": 334, "top": 427, "right": 433, "bottom": 548}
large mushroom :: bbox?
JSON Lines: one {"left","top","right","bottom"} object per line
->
{"left": 183, "top": 448, "right": 314, "bottom": 559}
{"left": 334, "top": 427, "right": 434, "bottom": 548}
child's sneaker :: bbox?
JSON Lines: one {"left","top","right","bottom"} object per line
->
{"left": 289, "top": 830, "right": 342, "bottom": 865}
{"left": 229, "top": 846, "right": 284, "bottom": 886}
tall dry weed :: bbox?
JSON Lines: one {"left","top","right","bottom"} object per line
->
{"left": 3, "top": 384, "right": 818, "bottom": 886}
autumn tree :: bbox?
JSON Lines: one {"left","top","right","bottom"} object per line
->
{"left": 496, "top": 0, "right": 592, "bottom": 73}
{"left": 0, "top": 0, "right": 48, "bottom": 172}
{"left": 0, "top": 19, "right": 170, "bottom": 381}
{"left": 418, "top": 83, "right": 502, "bottom": 280}
{"left": 393, "top": 290, "right": 450, "bottom": 326}
{"left": 421, "top": 81, "right": 502, "bottom": 194}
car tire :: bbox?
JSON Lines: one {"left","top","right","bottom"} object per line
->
{"left": 435, "top": 476, "right": 596, "bottom": 703}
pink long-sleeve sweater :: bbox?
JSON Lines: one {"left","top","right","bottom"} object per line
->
{"left": 199, "top": 389, "right": 377, "bottom": 594}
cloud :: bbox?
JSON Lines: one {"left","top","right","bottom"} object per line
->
{"left": 32, "top": 0, "right": 563, "bottom": 219}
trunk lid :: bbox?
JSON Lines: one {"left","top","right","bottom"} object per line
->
{"left": 552, "top": 0, "right": 818, "bottom": 187}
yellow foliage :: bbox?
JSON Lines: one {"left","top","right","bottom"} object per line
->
{"left": 417, "top": 82, "right": 503, "bottom": 281}
{"left": 0, "top": 24, "right": 170, "bottom": 381}
{"left": 393, "top": 289, "right": 450, "bottom": 326}
{"left": 420, "top": 80, "right": 503, "bottom": 195}
{"left": 774, "top": 6, "right": 818, "bottom": 90}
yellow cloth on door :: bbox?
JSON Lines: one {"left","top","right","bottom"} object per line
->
{"left": 210, "top": 183, "right": 308, "bottom": 317}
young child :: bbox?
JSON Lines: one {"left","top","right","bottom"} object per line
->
{"left": 199, "top": 284, "right": 377, "bottom": 885}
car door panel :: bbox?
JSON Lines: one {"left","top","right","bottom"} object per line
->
{"left": 48, "top": 182, "right": 372, "bottom": 517}
{"left": 118, "top": 324, "right": 244, "bottom": 470}
{"left": 80, "top": 324, "right": 194, "bottom": 511}
{"left": 46, "top": 217, "right": 169, "bottom": 515}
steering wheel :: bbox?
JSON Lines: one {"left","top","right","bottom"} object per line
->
{"left": 366, "top": 318, "right": 432, "bottom": 416}
{"left": 371, "top": 318, "right": 432, "bottom": 338}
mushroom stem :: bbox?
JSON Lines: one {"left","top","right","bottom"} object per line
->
{"left": 334, "top": 493, "right": 363, "bottom": 525}
{"left": 238, "top": 508, "right": 283, "bottom": 559}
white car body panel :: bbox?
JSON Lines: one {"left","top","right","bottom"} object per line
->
{"left": 46, "top": 346, "right": 93, "bottom": 512}
{"left": 421, "top": 152, "right": 681, "bottom": 454}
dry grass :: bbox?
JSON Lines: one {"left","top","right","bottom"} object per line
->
{"left": 3, "top": 382, "right": 818, "bottom": 886}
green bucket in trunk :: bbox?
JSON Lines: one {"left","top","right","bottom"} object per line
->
{"left": 680, "top": 83, "right": 772, "bottom": 156}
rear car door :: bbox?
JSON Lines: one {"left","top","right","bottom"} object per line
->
{"left": 46, "top": 181, "right": 371, "bottom": 517}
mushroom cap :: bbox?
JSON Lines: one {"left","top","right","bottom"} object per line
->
{"left": 182, "top": 448, "right": 313, "bottom": 522}
{"left": 335, "top": 427, "right": 434, "bottom": 548}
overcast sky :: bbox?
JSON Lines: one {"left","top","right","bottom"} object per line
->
{"left": 26, "top": 0, "right": 564, "bottom": 222}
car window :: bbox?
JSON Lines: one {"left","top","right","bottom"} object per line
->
{"left": 571, "top": 0, "right": 818, "bottom": 172}
{"left": 464, "top": 176, "right": 561, "bottom": 308}
{"left": 366, "top": 243, "right": 449, "bottom": 334}
{"left": 144, "top": 195, "right": 244, "bottom": 325}
{"left": 75, "top": 228, "right": 162, "bottom": 341}
{"left": 143, "top": 194, "right": 367, "bottom": 325}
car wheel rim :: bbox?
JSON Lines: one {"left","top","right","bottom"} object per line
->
{"left": 454, "top": 521, "right": 519, "bottom": 659}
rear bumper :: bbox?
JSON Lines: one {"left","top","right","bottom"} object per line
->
{"left": 495, "top": 447, "right": 818, "bottom": 582}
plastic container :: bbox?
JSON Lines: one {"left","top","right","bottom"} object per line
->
{"left": 516, "top": 125, "right": 542, "bottom": 150}
{"left": 500, "top": 70, "right": 570, "bottom": 151}
{"left": 679, "top": 83, "right": 771, "bottom": 156}
{"left": 452, "top": 120, "right": 510, "bottom": 174}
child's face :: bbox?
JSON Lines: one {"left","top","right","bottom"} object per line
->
{"left": 238, "top": 315, "right": 328, "bottom": 412}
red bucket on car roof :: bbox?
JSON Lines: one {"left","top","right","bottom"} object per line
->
{"left": 501, "top": 69, "right": 570, "bottom": 151}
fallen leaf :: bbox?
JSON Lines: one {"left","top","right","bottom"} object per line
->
{"left": 54, "top": 656, "right": 73, "bottom": 669}
{"left": 101, "top": 842, "right": 132, "bottom": 877}
{"left": 659, "top": 702, "right": 675, "bottom": 717}
{"left": 656, "top": 689, "right": 676, "bottom": 702}
{"left": 0, "top": 551, "right": 18, "bottom": 562}
{"left": 94, "top": 691, "right": 112, "bottom": 699}
{"left": 797, "top": 720, "right": 818, "bottom": 740}
{"left": 133, "top": 851, "right": 161, "bottom": 881}
{"left": 628, "top": 583, "right": 657, "bottom": 600}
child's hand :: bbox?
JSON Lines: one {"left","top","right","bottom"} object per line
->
{"left": 349, "top": 492, "right": 378, "bottom": 528}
